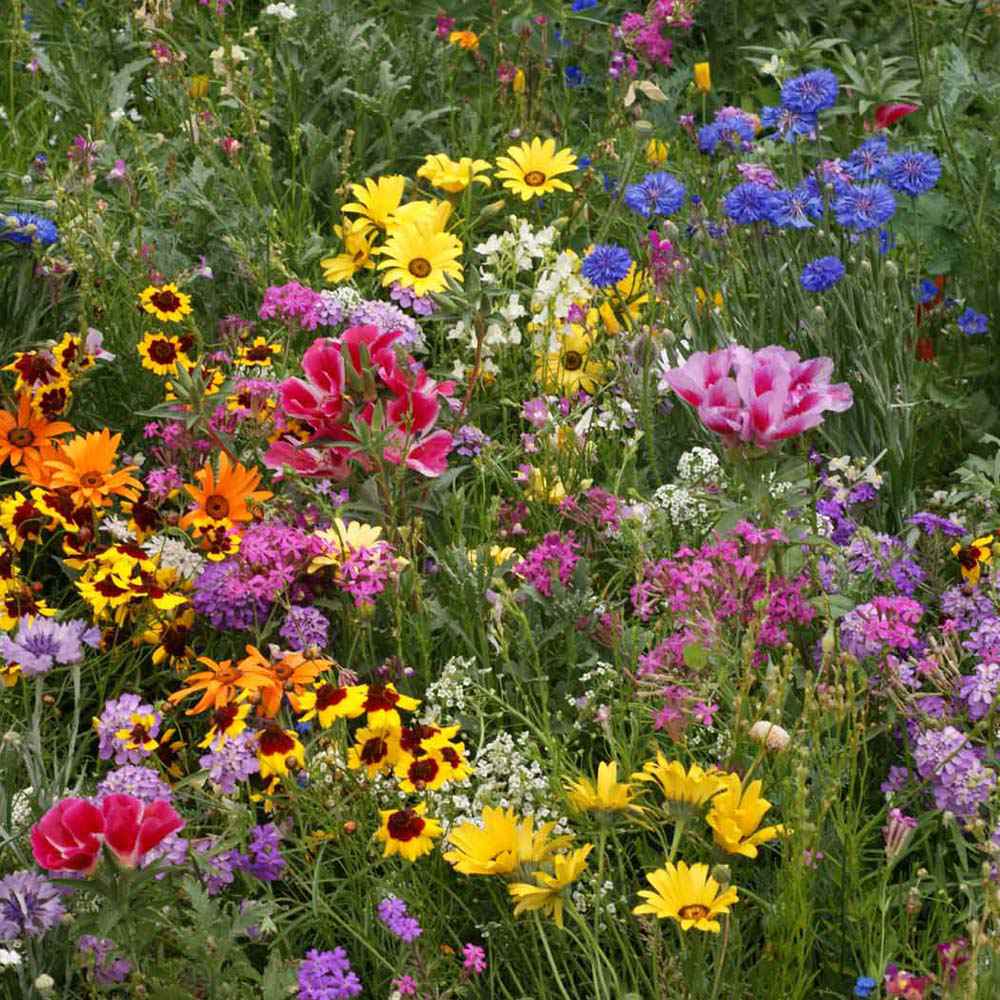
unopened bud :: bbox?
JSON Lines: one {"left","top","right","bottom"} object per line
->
{"left": 748, "top": 720, "right": 790, "bottom": 751}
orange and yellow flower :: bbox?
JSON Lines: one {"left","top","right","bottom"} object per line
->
{"left": 0, "top": 394, "right": 72, "bottom": 470}
{"left": 180, "top": 453, "right": 272, "bottom": 532}
{"left": 43, "top": 429, "right": 142, "bottom": 508}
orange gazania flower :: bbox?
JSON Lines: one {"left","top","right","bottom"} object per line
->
{"left": 167, "top": 654, "right": 273, "bottom": 716}
{"left": 0, "top": 395, "right": 73, "bottom": 469}
{"left": 180, "top": 452, "right": 273, "bottom": 531}
{"left": 239, "top": 646, "right": 330, "bottom": 719}
{"left": 44, "top": 429, "right": 142, "bottom": 508}
{"left": 448, "top": 30, "right": 479, "bottom": 50}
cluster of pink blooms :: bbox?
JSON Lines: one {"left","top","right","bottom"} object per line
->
{"left": 337, "top": 542, "right": 401, "bottom": 608}
{"left": 616, "top": 1, "right": 700, "bottom": 68}
{"left": 633, "top": 522, "right": 815, "bottom": 675}
{"left": 660, "top": 345, "right": 853, "bottom": 448}
{"left": 514, "top": 532, "right": 581, "bottom": 597}
{"left": 559, "top": 487, "right": 622, "bottom": 535}
{"left": 259, "top": 281, "right": 324, "bottom": 331}
{"left": 266, "top": 325, "right": 455, "bottom": 479}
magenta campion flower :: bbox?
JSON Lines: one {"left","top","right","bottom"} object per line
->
{"left": 659, "top": 345, "right": 853, "bottom": 448}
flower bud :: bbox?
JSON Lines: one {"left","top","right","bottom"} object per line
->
{"left": 748, "top": 720, "right": 790, "bottom": 751}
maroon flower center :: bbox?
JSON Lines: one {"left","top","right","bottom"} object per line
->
{"left": 364, "top": 685, "right": 400, "bottom": 713}
{"left": 14, "top": 353, "right": 58, "bottom": 385}
{"left": 211, "top": 704, "right": 239, "bottom": 731}
{"left": 406, "top": 758, "right": 440, "bottom": 787}
{"left": 386, "top": 809, "right": 425, "bottom": 842}
{"left": 562, "top": 350, "right": 584, "bottom": 372}
{"left": 148, "top": 339, "right": 179, "bottom": 364}
{"left": 129, "top": 723, "right": 151, "bottom": 744}
{"left": 359, "top": 736, "right": 388, "bottom": 765}
{"left": 400, "top": 724, "right": 438, "bottom": 754}
{"left": 315, "top": 685, "right": 347, "bottom": 711}
{"left": 244, "top": 344, "right": 273, "bottom": 361}
{"left": 259, "top": 728, "right": 295, "bottom": 756}
{"left": 7, "top": 427, "right": 34, "bottom": 448}
{"left": 204, "top": 494, "right": 230, "bottom": 519}
{"left": 38, "top": 387, "right": 69, "bottom": 418}
{"left": 151, "top": 289, "right": 182, "bottom": 314}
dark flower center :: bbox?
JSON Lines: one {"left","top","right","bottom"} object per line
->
{"left": 386, "top": 809, "right": 425, "bottom": 842}
{"left": 316, "top": 684, "right": 347, "bottom": 711}
{"left": 211, "top": 704, "right": 239, "bottom": 731}
{"left": 204, "top": 494, "right": 230, "bottom": 519}
{"left": 151, "top": 290, "right": 182, "bottom": 313}
{"left": 524, "top": 170, "right": 546, "bottom": 187}
{"left": 359, "top": 736, "right": 388, "bottom": 765}
{"left": 259, "top": 728, "right": 295, "bottom": 756}
{"left": 80, "top": 471, "right": 105, "bottom": 489}
{"left": 407, "top": 757, "right": 440, "bottom": 787}
{"left": 364, "top": 685, "right": 400, "bottom": 713}
{"left": 7, "top": 427, "right": 34, "bottom": 448}
{"left": 678, "top": 903, "right": 711, "bottom": 920}
{"left": 408, "top": 258, "right": 432, "bottom": 279}
{"left": 562, "top": 350, "right": 584, "bottom": 372}
{"left": 148, "top": 339, "right": 179, "bottom": 364}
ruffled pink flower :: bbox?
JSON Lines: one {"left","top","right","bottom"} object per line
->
{"left": 660, "top": 345, "right": 852, "bottom": 448}
{"left": 873, "top": 103, "right": 919, "bottom": 130}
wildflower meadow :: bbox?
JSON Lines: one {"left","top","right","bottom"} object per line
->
{"left": 3, "top": 0, "right": 1000, "bottom": 997}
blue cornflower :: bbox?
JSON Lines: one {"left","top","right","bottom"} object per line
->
{"left": 578, "top": 154, "right": 592, "bottom": 169}
{"left": 878, "top": 228, "right": 895, "bottom": 254}
{"left": 881, "top": 150, "right": 941, "bottom": 197}
{"left": 915, "top": 278, "right": 939, "bottom": 304}
{"left": 697, "top": 123, "right": 722, "bottom": 155}
{"left": 767, "top": 179, "right": 824, "bottom": 229}
{"left": 800, "top": 256, "right": 845, "bottom": 292}
{"left": 833, "top": 182, "right": 896, "bottom": 231}
{"left": 581, "top": 244, "right": 632, "bottom": 287}
{"left": 957, "top": 307, "right": 989, "bottom": 335}
{"left": 853, "top": 976, "right": 877, "bottom": 998}
{"left": 844, "top": 137, "right": 889, "bottom": 181}
{"left": 565, "top": 66, "right": 584, "bottom": 87}
{"left": 780, "top": 69, "right": 839, "bottom": 113}
{"left": 760, "top": 105, "right": 818, "bottom": 143}
{"left": 623, "top": 170, "right": 686, "bottom": 218}
{"left": 572, "top": 0, "right": 598, "bottom": 9}
{"left": 723, "top": 182, "right": 776, "bottom": 224}
{"left": 1, "top": 211, "right": 58, "bottom": 247}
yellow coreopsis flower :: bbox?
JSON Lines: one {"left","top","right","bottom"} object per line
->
{"left": 320, "top": 219, "right": 378, "bottom": 284}
{"left": 377, "top": 220, "right": 463, "bottom": 295}
{"left": 952, "top": 535, "right": 993, "bottom": 585}
{"left": 257, "top": 725, "right": 306, "bottom": 780}
{"left": 139, "top": 283, "right": 192, "bottom": 324}
{"left": 495, "top": 137, "right": 577, "bottom": 201}
{"left": 645, "top": 138, "right": 669, "bottom": 164}
{"left": 634, "top": 861, "right": 738, "bottom": 933}
{"left": 376, "top": 803, "right": 443, "bottom": 861}
{"left": 417, "top": 153, "right": 492, "bottom": 193}
{"left": 566, "top": 761, "right": 643, "bottom": 815}
{"left": 534, "top": 326, "right": 604, "bottom": 394}
{"left": 508, "top": 845, "right": 592, "bottom": 928}
{"left": 297, "top": 682, "right": 368, "bottom": 727}
{"left": 694, "top": 62, "right": 712, "bottom": 93}
{"left": 706, "top": 774, "right": 784, "bottom": 858}
{"left": 443, "top": 806, "right": 573, "bottom": 877}
{"left": 346, "top": 725, "right": 403, "bottom": 778}
{"left": 341, "top": 175, "right": 407, "bottom": 234}
{"left": 632, "top": 754, "right": 725, "bottom": 815}
{"left": 138, "top": 332, "right": 192, "bottom": 377}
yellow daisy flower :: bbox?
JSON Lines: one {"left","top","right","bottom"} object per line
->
{"left": 508, "top": 845, "right": 592, "bottom": 928}
{"left": 320, "top": 219, "right": 378, "bottom": 283}
{"left": 632, "top": 754, "right": 725, "bottom": 816}
{"left": 385, "top": 199, "right": 453, "bottom": 236}
{"left": 566, "top": 761, "right": 643, "bottom": 815}
{"left": 341, "top": 175, "right": 406, "bottom": 235}
{"left": 706, "top": 774, "right": 784, "bottom": 858}
{"left": 346, "top": 725, "right": 402, "bottom": 778}
{"left": 297, "top": 682, "right": 368, "bottom": 727}
{"left": 633, "top": 860, "right": 738, "bottom": 933}
{"left": 417, "top": 153, "right": 492, "bottom": 193}
{"left": 495, "top": 137, "right": 577, "bottom": 201}
{"left": 139, "top": 283, "right": 192, "bottom": 323}
{"left": 534, "top": 326, "right": 604, "bottom": 394}
{"left": 377, "top": 220, "right": 463, "bottom": 296}
{"left": 376, "top": 803, "right": 443, "bottom": 861}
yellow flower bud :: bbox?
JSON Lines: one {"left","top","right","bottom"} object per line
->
{"left": 513, "top": 68, "right": 526, "bottom": 94}
{"left": 645, "top": 138, "right": 669, "bottom": 164}
{"left": 694, "top": 62, "right": 711, "bottom": 93}
{"left": 188, "top": 75, "right": 210, "bottom": 100}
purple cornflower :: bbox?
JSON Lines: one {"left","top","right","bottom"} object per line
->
{"left": 280, "top": 605, "right": 330, "bottom": 650}
{"left": 245, "top": 824, "right": 286, "bottom": 882}
{"left": 94, "top": 693, "right": 161, "bottom": 765}
{"left": 514, "top": 532, "right": 581, "bottom": 597}
{"left": 907, "top": 512, "right": 965, "bottom": 538}
{"left": 78, "top": 936, "right": 132, "bottom": 985}
{"left": 957, "top": 308, "right": 989, "bottom": 335}
{"left": 0, "top": 871, "right": 65, "bottom": 940}
{"left": 0, "top": 616, "right": 100, "bottom": 676}
{"left": 259, "top": 282, "right": 324, "bottom": 331}
{"left": 581, "top": 245, "right": 632, "bottom": 288}
{"left": 298, "top": 947, "right": 363, "bottom": 999}
{"left": 780, "top": 69, "right": 839, "bottom": 113}
{"left": 956, "top": 662, "right": 1000, "bottom": 722}
{"left": 97, "top": 766, "right": 172, "bottom": 803}
{"left": 349, "top": 299, "right": 421, "bottom": 348}
{"left": 844, "top": 138, "right": 889, "bottom": 182}
{"left": 623, "top": 170, "right": 686, "bottom": 218}
{"left": 736, "top": 163, "right": 780, "bottom": 188}
{"left": 833, "top": 183, "right": 896, "bottom": 231}
{"left": 454, "top": 424, "right": 491, "bottom": 457}
{"left": 760, "top": 105, "right": 818, "bottom": 143}
{"left": 881, "top": 151, "right": 941, "bottom": 198}
{"left": 377, "top": 897, "right": 423, "bottom": 943}
{"left": 800, "top": 256, "right": 845, "bottom": 292}
{"left": 463, "top": 943, "right": 487, "bottom": 974}
{"left": 199, "top": 730, "right": 261, "bottom": 793}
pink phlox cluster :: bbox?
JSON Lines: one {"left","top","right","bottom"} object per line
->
{"left": 660, "top": 345, "right": 853, "bottom": 448}
{"left": 336, "top": 543, "right": 400, "bottom": 608}
{"left": 514, "top": 532, "right": 581, "bottom": 597}
{"left": 838, "top": 596, "right": 924, "bottom": 661}
{"left": 267, "top": 325, "right": 454, "bottom": 479}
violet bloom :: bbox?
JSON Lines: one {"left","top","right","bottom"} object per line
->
{"left": 298, "top": 947, "right": 363, "bottom": 999}
{"left": 377, "top": 896, "right": 422, "bottom": 943}
{"left": 97, "top": 766, "right": 172, "bottom": 803}
{"left": 78, "top": 935, "right": 132, "bottom": 985}
{"left": 0, "top": 616, "right": 100, "bottom": 677}
{"left": 660, "top": 345, "right": 853, "bottom": 448}
{"left": 280, "top": 605, "right": 330, "bottom": 650}
{"left": 94, "top": 693, "right": 161, "bottom": 765}
{"left": 244, "top": 823, "right": 286, "bottom": 881}
{"left": 199, "top": 730, "right": 261, "bottom": 793}
{"left": 0, "top": 871, "right": 65, "bottom": 940}
{"left": 259, "top": 282, "right": 324, "bottom": 331}
{"left": 514, "top": 532, "right": 581, "bottom": 597}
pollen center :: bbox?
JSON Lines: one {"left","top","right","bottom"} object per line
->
{"left": 80, "top": 471, "right": 105, "bottom": 489}
{"left": 524, "top": 170, "right": 546, "bottom": 187}
{"left": 678, "top": 903, "right": 711, "bottom": 921}
{"left": 151, "top": 290, "right": 182, "bottom": 313}
{"left": 149, "top": 340, "right": 178, "bottom": 364}
{"left": 408, "top": 257, "right": 432, "bottom": 279}
{"left": 204, "top": 494, "right": 231, "bottom": 519}
{"left": 562, "top": 350, "right": 584, "bottom": 372}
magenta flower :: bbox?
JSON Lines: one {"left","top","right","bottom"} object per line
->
{"left": 660, "top": 345, "right": 853, "bottom": 448}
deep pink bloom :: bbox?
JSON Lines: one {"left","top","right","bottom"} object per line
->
{"left": 661, "top": 345, "right": 852, "bottom": 448}
{"left": 884, "top": 964, "right": 932, "bottom": 999}
{"left": 874, "top": 103, "right": 919, "bottom": 130}
{"left": 99, "top": 795, "right": 185, "bottom": 868}
{"left": 31, "top": 798, "right": 104, "bottom": 875}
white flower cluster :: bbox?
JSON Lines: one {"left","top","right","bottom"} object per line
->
{"left": 565, "top": 660, "right": 618, "bottom": 728}
{"left": 143, "top": 535, "right": 205, "bottom": 581}
{"left": 531, "top": 250, "right": 590, "bottom": 341}
{"left": 653, "top": 446, "right": 725, "bottom": 530}
{"left": 0, "top": 946, "right": 21, "bottom": 969}
{"left": 475, "top": 217, "right": 557, "bottom": 283}
{"left": 571, "top": 872, "right": 628, "bottom": 929}
{"left": 9, "top": 786, "right": 34, "bottom": 832}
{"left": 423, "top": 655, "right": 484, "bottom": 722}
{"left": 263, "top": 2, "right": 297, "bottom": 19}
{"left": 447, "top": 302, "right": 523, "bottom": 381}
{"left": 677, "top": 446, "right": 721, "bottom": 483}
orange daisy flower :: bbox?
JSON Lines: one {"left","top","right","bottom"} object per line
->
{"left": 167, "top": 653, "right": 273, "bottom": 716}
{"left": 0, "top": 395, "right": 73, "bottom": 469}
{"left": 250, "top": 648, "right": 331, "bottom": 718}
{"left": 180, "top": 452, "right": 273, "bottom": 531}
{"left": 44, "top": 429, "right": 142, "bottom": 508}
